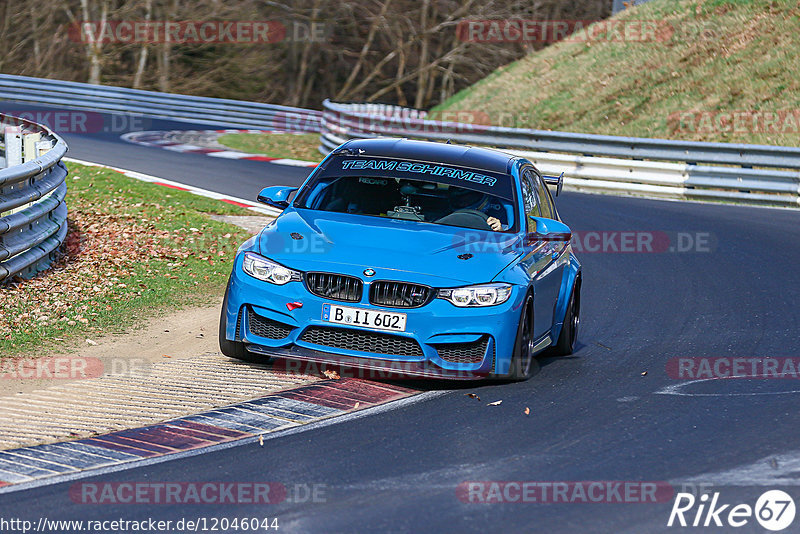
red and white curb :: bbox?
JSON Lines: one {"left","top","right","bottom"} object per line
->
{"left": 0, "top": 378, "right": 420, "bottom": 491}
{"left": 121, "top": 129, "right": 319, "bottom": 168}
{"left": 64, "top": 157, "right": 282, "bottom": 217}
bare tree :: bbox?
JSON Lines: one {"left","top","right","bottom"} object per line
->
{"left": 0, "top": 0, "right": 613, "bottom": 108}
{"left": 81, "top": 0, "right": 108, "bottom": 84}
{"left": 132, "top": 0, "right": 152, "bottom": 89}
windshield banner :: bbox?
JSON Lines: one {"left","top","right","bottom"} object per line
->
{"left": 321, "top": 156, "right": 514, "bottom": 200}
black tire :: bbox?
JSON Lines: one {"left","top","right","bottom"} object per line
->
{"left": 219, "top": 286, "right": 265, "bottom": 363}
{"left": 509, "top": 294, "right": 536, "bottom": 380}
{"left": 552, "top": 278, "right": 580, "bottom": 356}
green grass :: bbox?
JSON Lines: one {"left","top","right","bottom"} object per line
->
{"left": 217, "top": 133, "right": 322, "bottom": 161}
{"left": 0, "top": 163, "right": 254, "bottom": 357}
{"left": 436, "top": 0, "right": 800, "bottom": 146}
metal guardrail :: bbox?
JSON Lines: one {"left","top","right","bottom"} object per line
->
{"left": 0, "top": 74, "right": 322, "bottom": 132}
{"left": 2, "top": 76, "right": 796, "bottom": 207}
{"left": 0, "top": 113, "right": 69, "bottom": 283}
{"left": 320, "top": 100, "right": 800, "bottom": 207}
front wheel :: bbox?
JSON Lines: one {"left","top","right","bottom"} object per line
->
{"left": 552, "top": 279, "right": 580, "bottom": 356}
{"left": 508, "top": 295, "right": 535, "bottom": 380}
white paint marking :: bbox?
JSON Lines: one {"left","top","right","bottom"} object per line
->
{"left": 205, "top": 150, "right": 253, "bottom": 159}
{"left": 269, "top": 158, "right": 317, "bottom": 167}
{"left": 161, "top": 143, "right": 205, "bottom": 152}
{"left": 655, "top": 375, "right": 800, "bottom": 397}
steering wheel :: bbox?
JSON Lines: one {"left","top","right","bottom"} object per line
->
{"left": 440, "top": 209, "right": 492, "bottom": 230}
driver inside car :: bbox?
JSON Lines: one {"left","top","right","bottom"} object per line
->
{"left": 448, "top": 187, "right": 507, "bottom": 231}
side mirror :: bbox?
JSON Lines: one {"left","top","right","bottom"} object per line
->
{"left": 257, "top": 186, "right": 298, "bottom": 210}
{"left": 543, "top": 172, "right": 564, "bottom": 196}
{"left": 525, "top": 217, "right": 572, "bottom": 245}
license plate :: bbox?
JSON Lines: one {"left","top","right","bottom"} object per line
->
{"left": 322, "top": 303, "right": 407, "bottom": 332}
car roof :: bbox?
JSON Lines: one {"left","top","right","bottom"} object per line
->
{"left": 338, "top": 138, "right": 516, "bottom": 175}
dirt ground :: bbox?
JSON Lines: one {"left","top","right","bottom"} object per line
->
{"left": 0, "top": 301, "right": 223, "bottom": 398}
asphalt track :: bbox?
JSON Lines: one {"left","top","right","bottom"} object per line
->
{"left": 2, "top": 103, "right": 800, "bottom": 533}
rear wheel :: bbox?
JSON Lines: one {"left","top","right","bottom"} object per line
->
{"left": 509, "top": 295, "right": 535, "bottom": 380}
{"left": 552, "top": 279, "right": 580, "bottom": 356}
{"left": 219, "top": 286, "right": 265, "bottom": 363}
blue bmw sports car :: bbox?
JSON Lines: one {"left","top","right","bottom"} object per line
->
{"left": 220, "top": 138, "right": 581, "bottom": 380}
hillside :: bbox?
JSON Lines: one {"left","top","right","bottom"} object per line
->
{"left": 436, "top": 0, "right": 800, "bottom": 146}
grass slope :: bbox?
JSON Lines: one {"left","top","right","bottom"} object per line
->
{"left": 436, "top": 0, "right": 800, "bottom": 146}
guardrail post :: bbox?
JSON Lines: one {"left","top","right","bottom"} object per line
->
{"left": 36, "top": 140, "right": 54, "bottom": 157}
{"left": 23, "top": 132, "right": 41, "bottom": 163}
{"left": 3, "top": 126, "right": 22, "bottom": 167}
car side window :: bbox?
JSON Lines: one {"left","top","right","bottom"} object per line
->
{"left": 533, "top": 170, "right": 555, "bottom": 220}
{"left": 521, "top": 169, "right": 541, "bottom": 232}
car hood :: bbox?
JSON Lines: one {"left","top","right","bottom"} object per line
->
{"left": 257, "top": 208, "right": 522, "bottom": 286}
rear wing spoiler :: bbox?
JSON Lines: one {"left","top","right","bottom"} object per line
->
{"left": 542, "top": 172, "right": 564, "bottom": 196}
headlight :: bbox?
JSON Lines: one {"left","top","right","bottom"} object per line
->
{"left": 437, "top": 283, "right": 513, "bottom": 307}
{"left": 241, "top": 252, "right": 302, "bottom": 285}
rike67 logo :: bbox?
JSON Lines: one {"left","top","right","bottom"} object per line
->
{"left": 668, "top": 490, "right": 796, "bottom": 531}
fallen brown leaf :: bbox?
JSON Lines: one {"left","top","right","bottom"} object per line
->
{"left": 323, "top": 369, "right": 340, "bottom": 379}
{"left": 465, "top": 393, "right": 481, "bottom": 401}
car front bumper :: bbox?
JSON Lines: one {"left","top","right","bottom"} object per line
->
{"left": 224, "top": 259, "right": 526, "bottom": 379}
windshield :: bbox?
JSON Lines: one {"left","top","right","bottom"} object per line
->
{"left": 295, "top": 157, "right": 517, "bottom": 232}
